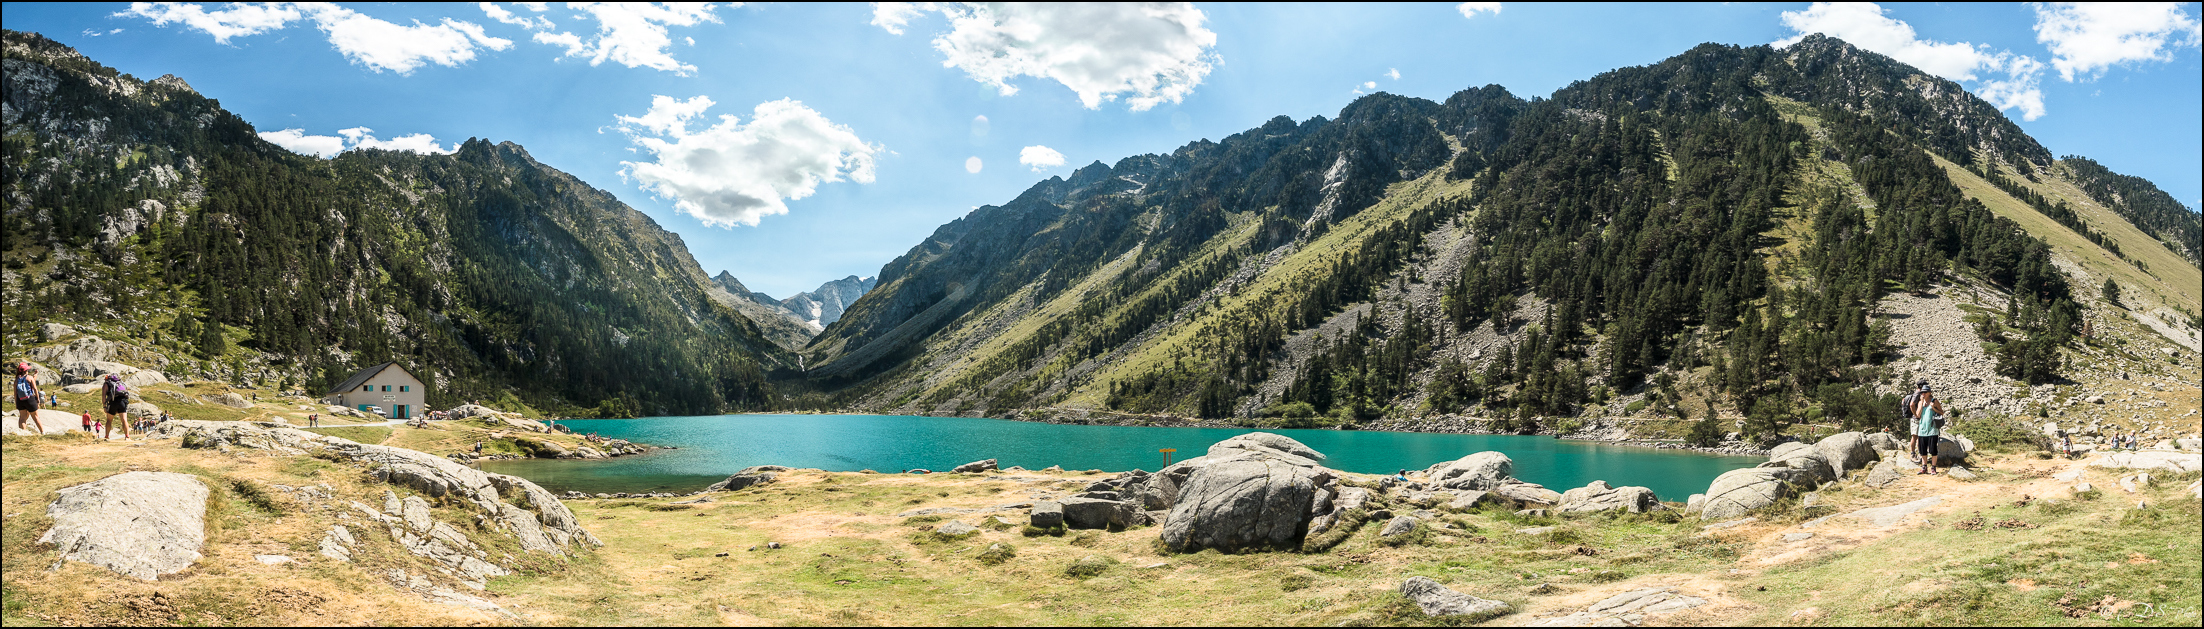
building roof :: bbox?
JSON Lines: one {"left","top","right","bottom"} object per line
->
{"left": 324, "top": 362, "right": 416, "bottom": 396}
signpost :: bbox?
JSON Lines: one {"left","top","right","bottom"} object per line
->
{"left": 1160, "top": 448, "right": 1177, "bottom": 468}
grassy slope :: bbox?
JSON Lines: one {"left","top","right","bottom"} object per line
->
{"left": 1056, "top": 168, "right": 1478, "bottom": 408}
{"left": 1932, "top": 154, "right": 2201, "bottom": 315}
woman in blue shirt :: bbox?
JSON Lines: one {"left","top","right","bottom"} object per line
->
{"left": 1913, "top": 386, "right": 1946, "bottom": 475}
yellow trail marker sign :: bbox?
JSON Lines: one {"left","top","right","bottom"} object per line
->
{"left": 1160, "top": 448, "right": 1178, "bottom": 467}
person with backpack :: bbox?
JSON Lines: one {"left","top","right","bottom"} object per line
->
{"left": 100, "top": 373, "right": 132, "bottom": 440}
{"left": 1911, "top": 384, "right": 1947, "bottom": 475}
{"left": 12, "top": 362, "right": 45, "bottom": 435}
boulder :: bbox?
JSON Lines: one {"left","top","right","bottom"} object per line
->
{"left": 1557, "top": 481, "right": 1658, "bottom": 514}
{"left": 1762, "top": 448, "right": 1836, "bottom": 485}
{"left": 1119, "top": 472, "right": 1181, "bottom": 510}
{"left": 1060, "top": 497, "right": 1137, "bottom": 530}
{"left": 2089, "top": 451, "right": 2202, "bottom": 474}
{"left": 1379, "top": 515, "right": 1420, "bottom": 537}
{"left": 1424, "top": 451, "right": 1514, "bottom": 490}
{"left": 1814, "top": 432, "right": 1877, "bottom": 473}
{"left": 1206, "top": 432, "right": 1326, "bottom": 466}
{"left": 126, "top": 401, "right": 161, "bottom": 420}
{"left": 1399, "top": 576, "right": 1511, "bottom": 619}
{"left": 62, "top": 383, "right": 97, "bottom": 394}
{"left": 1489, "top": 480, "right": 1561, "bottom": 506}
{"left": 1160, "top": 458, "right": 1318, "bottom": 552}
{"left": 935, "top": 520, "right": 979, "bottom": 537}
{"left": 1029, "top": 501, "right": 1065, "bottom": 528}
{"left": 1445, "top": 490, "right": 1491, "bottom": 512}
{"left": 1685, "top": 494, "right": 1706, "bottom": 514}
{"left": 1769, "top": 442, "right": 1813, "bottom": 460}
{"left": 1699, "top": 467, "right": 1805, "bottom": 520}
{"left": 445, "top": 404, "right": 506, "bottom": 420}
{"left": 952, "top": 459, "right": 999, "bottom": 473}
{"left": 705, "top": 471, "right": 777, "bottom": 492}
{"left": 37, "top": 471, "right": 208, "bottom": 580}
{"left": 209, "top": 392, "right": 253, "bottom": 409}
{"left": 1864, "top": 460, "right": 1906, "bottom": 488}
{"left": 1865, "top": 432, "right": 1904, "bottom": 451}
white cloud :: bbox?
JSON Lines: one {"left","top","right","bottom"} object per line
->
{"left": 259, "top": 126, "right": 453, "bottom": 157}
{"left": 1362, "top": 81, "right": 1377, "bottom": 89}
{"left": 258, "top": 128, "right": 347, "bottom": 157}
{"left": 1777, "top": 2, "right": 2048, "bottom": 120}
{"left": 1386, "top": 67, "right": 1400, "bottom": 80}
{"left": 1019, "top": 145, "right": 1064, "bottom": 172}
{"left": 876, "top": 3, "right": 1218, "bottom": 111}
{"left": 310, "top": 5, "right": 514, "bottom": 74}
{"left": 532, "top": 2, "right": 726, "bottom": 75}
{"left": 119, "top": 3, "right": 511, "bottom": 74}
{"left": 481, "top": 2, "right": 554, "bottom": 30}
{"left": 116, "top": 2, "right": 303, "bottom": 43}
{"left": 617, "top": 96, "right": 880, "bottom": 227}
{"left": 965, "top": 156, "right": 983, "bottom": 173}
{"left": 870, "top": 1, "right": 924, "bottom": 35}
{"left": 2033, "top": 2, "right": 2202, "bottom": 82}
{"left": 1457, "top": 3, "right": 1501, "bottom": 19}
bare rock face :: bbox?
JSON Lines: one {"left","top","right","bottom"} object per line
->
{"left": 1029, "top": 501, "right": 1065, "bottom": 528}
{"left": 38, "top": 471, "right": 208, "bottom": 580}
{"left": 1424, "top": 452, "right": 1514, "bottom": 490}
{"left": 705, "top": 470, "right": 777, "bottom": 492}
{"left": 1379, "top": 515, "right": 1420, "bottom": 537}
{"left": 1699, "top": 467, "right": 1806, "bottom": 520}
{"left": 1556, "top": 480, "right": 1658, "bottom": 514}
{"left": 1161, "top": 458, "right": 1319, "bottom": 552}
{"left": 1813, "top": 432, "right": 1878, "bottom": 474}
{"left": 28, "top": 336, "right": 116, "bottom": 366}
{"left": 1399, "top": 576, "right": 1511, "bottom": 619}
{"left": 1865, "top": 432, "right": 1904, "bottom": 451}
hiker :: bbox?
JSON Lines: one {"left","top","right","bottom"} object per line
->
{"left": 1912, "top": 385, "right": 1946, "bottom": 475}
{"left": 100, "top": 373, "right": 131, "bottom": 440}
{"left": 13, "top": 362, "right": 45, "bottom": 435}
{"left": 307, "top": 413, "right": 318, "bottom": 427}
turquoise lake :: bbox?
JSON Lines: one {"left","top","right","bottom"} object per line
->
{"left": 478, "top": 414, "right": 1761, "bottom": 501}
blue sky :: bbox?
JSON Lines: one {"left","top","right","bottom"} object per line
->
{"left": 6, "top": 2, "right": 2199, "bottom": 297}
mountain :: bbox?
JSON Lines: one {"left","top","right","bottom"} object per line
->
{"left": 809, "top": 34, "right": 2201, "bottom": 432}
{"left": 704, "top": 271, "right": 876, "bottom": 349}
{"left": 779, "top": 275, "right": 876, "bottom": 329}
{"left": 1, "top": 30, "right": 788, "bottom": 416}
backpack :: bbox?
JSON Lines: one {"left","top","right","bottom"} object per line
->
{"left": 12, "top": 376, "right": 31, "bottom": 401}
{"left": 1898, "top": 391, "right": 1920, "bottom": 420}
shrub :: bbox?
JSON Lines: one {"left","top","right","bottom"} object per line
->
{"left": 1624, "top": 400, "right": 1649, "bottom": 414}
{"left": 1280, "top": 573, "right": 1314, "bottom": 592}
{"left": 1064, "top": 555, "right": 1113, "bottom": 579}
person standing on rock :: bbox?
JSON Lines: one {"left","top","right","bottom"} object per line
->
{"left": 1912, "top": 385, "right": 1946, "bottom": 475}
{"left": 12, "top": 362, "right": 46, "bottom": 435}
{"left": 99, "top": 373, "right": 131, "bottom": 440}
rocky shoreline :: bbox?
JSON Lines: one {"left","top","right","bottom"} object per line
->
{"left": 982, "top": 408, "right": 1773, "bottom": 457}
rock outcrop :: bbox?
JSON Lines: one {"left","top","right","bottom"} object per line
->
{"left": 1160, "top": 457, "right": 1321, "bottom": 552}
{"left": 952, "top": 458, "right": 999, "bottom": 473}
{"left": 1699, "top": 467, "right": 1805, "bottom": 520}
{"left": 1399, "top": 576, "right": 1510, "bottom": 619}
{"left": 1423, "top": 452, "right": 1514, "bottom": 490}
{"left": 1060, "top": 497, "right": 1139, "bottom": 530}
{"left": 1814, "top": 432, "right": 1877, "bottom": 474}
{"left": 1556, "top": 480, "right": 1658, "bottom": 514}
{"left": 156, "top": 420, "right": 599, "bottom": 553}
{"left": 2089, "top": 451, "right": 2202, "bottom": 473}
{"left": 38, "top": 471, "right": 208, "bottom": 580}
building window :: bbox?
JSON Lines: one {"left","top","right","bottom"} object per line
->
{"left": 361, "top": 385, "right": 371, "bottom": 392}
{"left": 400, "top": 385, "right": 409, "bottom": 392}
{"left": 383, "top": 385, "right": 391, "bottom": 392}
